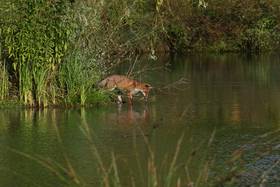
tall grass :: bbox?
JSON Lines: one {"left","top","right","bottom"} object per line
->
{"left": 0, "top": 31, "right": 9, "bottom": 100}
{"left": 59, "top": 50, "right": 102, "bottom": 106}
{"left": 0, "top": 60, "right": 9, "bottom": 100}
{"left": 32, "top": 65, "right": 49, "bottom": 107}
{"left": 0, "top": 0, "right": 114, "bottom": 107}
{"left": 19, "top": 62, "right": 33, "bottom": 106}
{"left": 0, "top": 0, "right": 89, "bottom": 107}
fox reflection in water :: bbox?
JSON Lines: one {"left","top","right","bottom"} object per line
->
{"left": 112, "top": 105, "right": 150, "bottom": 127}
{"left": 100, "top": 104, "right": 152, "bottom": 137}
{"left": 98, "top": 102, "right": 162, "bottom": 139}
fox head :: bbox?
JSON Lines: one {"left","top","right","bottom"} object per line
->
{"left": 141, "top": 83, "right": 152, "bottom": 99}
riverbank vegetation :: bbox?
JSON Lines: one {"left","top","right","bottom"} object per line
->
{"left": 1, "top": 0, "right": 280, "bottom": 107}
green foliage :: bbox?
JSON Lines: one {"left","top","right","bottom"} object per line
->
{"left": 0, "top": 0, "right": 76, "bottom": 106}
{"left": 71, "top": 0, "right": 156, "bottom": 58}
{"left": 0, "top": 0, "right": 109, "bottom": 107}
{"left": 238, "top": 18, "right": 279, "bottom": 52}
{"left": 0, "top": 34, "right": 9, "bottom": 100}
{"left": 1, "top": 0, "right": 280, "bottom": 107}
{"left": 166, "top": 24, "right": 190, "bottom": 52}
{"left": 0, "top": 61, "right": 9, "bottom": 100}
{"left": 210, "top": 41, "right": 228, "bottom": 53}
{"left": 3, "top": 0, "right": 73, "bottom": 64}
{"left": 86, "top": 90, "right": 111, "bottom": 105}
{"left": 60, "top": 49, "right": 102, "bottom": 106}
{"left": 155, "top": 0, "right": 280, "bottom": 52}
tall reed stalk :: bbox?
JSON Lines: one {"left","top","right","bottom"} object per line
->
{"left": 19, "top": 62, "right": 34, "bottom": 106}
{"left": 0, "top": 33, "right": 9, "bottom": 100}
{"left": 32, "top": 65, "right": 49, "bottom": 107}
{"left": 0, "top": 61, "right": 9, "bottom": 100}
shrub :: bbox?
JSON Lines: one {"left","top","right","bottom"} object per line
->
{"left": 237, "top": 18, "right": 279, "bottom": 52}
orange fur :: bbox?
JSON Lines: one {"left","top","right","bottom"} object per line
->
{"left": 99, "top": 75, "right": 152, "bottom": 104}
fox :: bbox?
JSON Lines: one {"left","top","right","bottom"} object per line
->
{"left": 98, "top": 74, "right": 152, "bottom": 104}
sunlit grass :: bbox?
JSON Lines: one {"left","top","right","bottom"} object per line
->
{"left": 19, "top": 63, "right": 33, "bottom": 106}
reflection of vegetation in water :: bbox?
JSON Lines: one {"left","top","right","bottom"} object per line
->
{"left": 0, "top": 108, "right": 279, "bottom": 186}
{"left": 71, "top": 108, "right": 215, "bottom": 186}
{"left": 0, "top": 109, "right": 213, "bottom": 186}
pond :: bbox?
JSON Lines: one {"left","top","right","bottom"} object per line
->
{"left": 0, "top": 54, "right": 279, "bottom": 186}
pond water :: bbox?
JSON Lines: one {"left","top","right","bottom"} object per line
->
{"left": 0, "top": 54, "right": 280, "bottom": 186}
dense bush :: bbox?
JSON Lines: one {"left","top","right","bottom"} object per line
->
{"left": 0, "top": 0, "right": 102, "bottom": 107}
{"left": 157, "top": 0, "right": 280, "bottom": 52}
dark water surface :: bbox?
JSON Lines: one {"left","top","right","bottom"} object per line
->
{"left": 0, "top": 54, "right": 280, "bottom": 186}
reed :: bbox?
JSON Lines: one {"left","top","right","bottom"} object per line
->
{"left": 59, "top": 50, "right": 102, "bottom": 106}
{"left": 19, "top": 62, "right": 34, "bottom": 106}
{"left": 0, "top": 0, "right": 104, "bottom": 107}
{"left": 0, "top": 31, "right": 9, "bottom": 100}
{"left": 0, "top": 60, "right": 9, "bottom": 100}
{"left": 32, "top": 65, "right": 49, "bottom": 107}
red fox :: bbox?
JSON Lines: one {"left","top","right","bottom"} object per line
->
{"left": 98, "top": 75, "right": 152, "bottom": 104}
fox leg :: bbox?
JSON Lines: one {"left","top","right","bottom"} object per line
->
{"left": 127, "top": 92, "right": 133, "bottom": 105}
{"left": 144, "top": 95, "right": 148, "bottom": 102}
{"left": 141, "top": 91, "right": 148, "bottom": 102}
{"left": 117, "top": 95, "right": 123, "bottom": 104}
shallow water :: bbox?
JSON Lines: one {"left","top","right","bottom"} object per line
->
{"left": 0, "top": 54, "right": 280, "bottom": 186}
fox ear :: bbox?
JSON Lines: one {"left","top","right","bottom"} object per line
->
{"left": 145, "top": 84, "right": 152, "bottom": 89}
